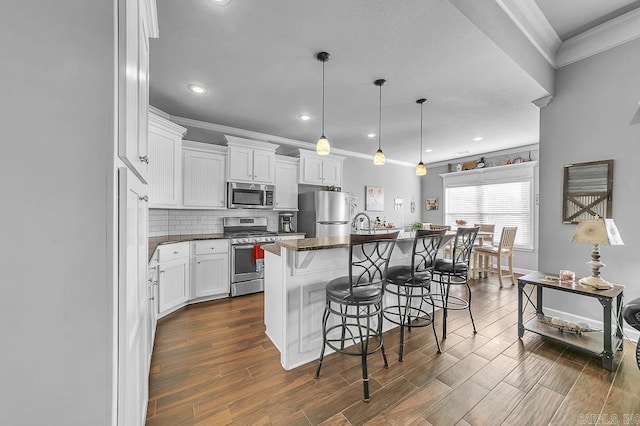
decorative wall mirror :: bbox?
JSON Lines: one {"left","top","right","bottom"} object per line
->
{"left": 562, "top": 159, "right": 613, "bottom": 224}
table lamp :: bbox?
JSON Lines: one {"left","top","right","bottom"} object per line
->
{"left": 572, "top": 217, "right": 624, "bottom": 290}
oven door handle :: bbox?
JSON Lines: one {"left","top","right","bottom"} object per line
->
{"left": 233, "top": 244, "right": 258, "bottom": 249}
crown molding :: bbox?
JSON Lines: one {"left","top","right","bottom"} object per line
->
{"left": 170, "top": 115, "right": 416, "bottom": 167}
{"left": 495, "top": 0, "right": 561, "bottom": 67}
{"left": 532, "top": 95, "right": 553, "bottom": 108}
{"left": 555, "top": 7, "right": 640, "bottom": 67}
{"left": 141, "top": 0, "right": 159, "bottom": 39}
{"left": 497, "top": 0, "right": 640, "bottom": 69}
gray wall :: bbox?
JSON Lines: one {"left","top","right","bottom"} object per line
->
{"left": 0, "top": 1, "right": 114, "bottom": 424}
{"left": 421, "top": 148, "right": 540, "bottom": 272}
{"left": 341, "top": 157, "right": 422, "bottom": 229}
{"left": 539, "top": 38, "right": 640, "bottom": 320}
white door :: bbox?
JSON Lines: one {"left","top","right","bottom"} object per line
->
{"left": 321, "top": 159, "right": 342, "bottom": 187}
{"left": 158, "top": 259, "right": 189, "bottom": 315}
{"left": 194, "top": 254, "right": 230, "bottom": 297}
{"left": 118, "top": 167, "right": 149, "bottom": 426}
{"left": 183, "top": 150, "right": 226, "bottom": 207}
{"left": 301, "top": 156, "right": 324, "bottom": 185}
{"left": 252, "top": 149, "right": 275, "bottom": 183}
{"left": 274, "top": 162, "right": 298, "bottom": 210}
{"left": 148, "top": 126, "right": 181, "bottom": 206}
{"left": 228, "top": 145, "right": 253, "bottom": 182}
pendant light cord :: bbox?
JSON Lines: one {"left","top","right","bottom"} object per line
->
{"left": 321, "top": 60, "right": 325, "bottom": 136}
{"left": 419, "top": 102, "right": 423, "bottom": 163}
{"left": 378, "top": 84, "right": 382, "bottom": 150}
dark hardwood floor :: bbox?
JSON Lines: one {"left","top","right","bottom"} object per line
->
{"left": 146, "top": 275, "right": 640, "bottom": 425}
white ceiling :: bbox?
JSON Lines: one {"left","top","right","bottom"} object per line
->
{"left": 149, "top": 0, "right": 639, "bottom": 166}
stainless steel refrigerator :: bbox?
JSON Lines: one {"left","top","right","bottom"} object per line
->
{"left": 298, "top": 191, "right": 350, "bottom": 237}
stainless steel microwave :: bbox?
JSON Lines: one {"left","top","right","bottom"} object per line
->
{"left": 227, "top": 182, "right": 274, "bottom": 209}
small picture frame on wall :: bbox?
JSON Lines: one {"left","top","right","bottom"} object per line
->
{"left": 365, "top": 186, "right": 384, "bottom": 211}
{"left": 425, "top": 197, "right": 439, "bottom": 211}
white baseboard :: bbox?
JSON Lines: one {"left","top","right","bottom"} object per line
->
{"left": 543, "top": 306, "right": 639, "bottom": 344}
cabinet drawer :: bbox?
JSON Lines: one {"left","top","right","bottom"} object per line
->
{"left": 157, "top": 242, "right": 189, "bottom": 262}
{"left": 194, "top": 240, "right": 229, "bottom": 255}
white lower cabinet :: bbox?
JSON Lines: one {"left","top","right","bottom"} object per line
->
{"left": 193, "top": 240, "right": 230, "bottom": 298}
{"left": 157, "top": 243, "right": 190, "bottom": 317}
{"left": 151, "top": 240, "right": 230, "bottom": 319}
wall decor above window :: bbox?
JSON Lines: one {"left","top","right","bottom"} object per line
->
{"left": 562, "top": 159, "right": 613, "bottom": 224}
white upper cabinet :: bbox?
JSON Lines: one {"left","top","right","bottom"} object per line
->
{"left": 224, "top": 136, "right": 278, "bottom": 184}
{"left": 148, "top": 112, "right": 186, "bottom": 207}
{"left": 182, "top": 142, "right": 226, "bottom": 208}
{"left": 297, "top": 149, "right": 345, "bottom": 187}
{"left": 274, "top": 156, "right": 299, "bottom": 210}
{"left": 117, "top": 0, "right": 158, "bottom": 185}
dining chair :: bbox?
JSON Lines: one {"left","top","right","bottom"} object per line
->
{"left": 472, "top": 226, "right": 517, "bottom": 286}
{"left": 383, "top": 229, "right": 446, "bottom": 361}
{"left": 473, "top": 223, "right": 495, "bottom": 247}
{"left": 315, "top": 232, "right": 399, "bottom": 402}
{"left": 431, "top": 226, "right": 479, "bottom": 339}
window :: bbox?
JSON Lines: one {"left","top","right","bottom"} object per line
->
{"left": 441, "top": 162, "right": 536, "bottom": 250}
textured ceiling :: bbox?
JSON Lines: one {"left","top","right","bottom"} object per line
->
{"left": 148, "top": 0, "right": 630, "bottom": 165}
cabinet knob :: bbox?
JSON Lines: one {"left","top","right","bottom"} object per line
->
{"left": 148, "top": 296, "right": 155, "bottom": 301}
{"left": 159, "top": 270, "right": 165, "bottom": 274}
{"left": 139, "top": 195, "right": 149, "bottom": 202}
{"left": 139, "top": 155, "right": 149, "bottom": 164}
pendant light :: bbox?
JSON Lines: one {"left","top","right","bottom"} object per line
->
{"left": 316, "top": 52, "right": 331, "bottom": 155}
{"left": 415, "top": 98, "right": 427, "bottom": 176}
{"left": 373, "top": 79, "right": 386, "bottom": 165}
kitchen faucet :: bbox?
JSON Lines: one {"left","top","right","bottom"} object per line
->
{"left": 351, "top": 212, "right": 373, "bottom": 233}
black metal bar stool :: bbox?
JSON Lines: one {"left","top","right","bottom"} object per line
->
{"left": 623, "top": 297, "right": 640, "bottom": 369}
{"left": 431, "top": 226, "right": 479, "bottom": 339}
{"left": 315, "top": 232, "right": 399, "bottom": 402}
{"left": 383, "top": 229, "right": 446, "bottom": 361}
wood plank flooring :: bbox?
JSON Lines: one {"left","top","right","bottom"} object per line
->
{"left": 146, "top": 275, "right": 640, "bottom": 425}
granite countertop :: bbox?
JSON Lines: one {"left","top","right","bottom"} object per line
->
{"left": 262, "top": 233, "right": 415, "bottom": 256}
{"left": 149, "top": 233, "right": 227, "bottom": 260}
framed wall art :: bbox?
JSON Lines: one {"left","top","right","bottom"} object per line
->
{"left": 365, "top": 186, "right": 384, "bottom": 211}
{"left": 562, "top": 159, "right": 613, "bottom": 224}
{"left": 425, "top": 197, "right": 439, "bottom": 211}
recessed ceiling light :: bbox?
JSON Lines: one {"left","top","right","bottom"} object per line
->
{"left": 473, "top": 137, "right": 484, "bottom": 141}
{"left": 367, "top": 133, "right": 376, "bottom": 138}
{"left": 188, "top": 84, "right": 207, "bottom": 94}
{"left": 298, "top": 114, "right": 311, "bottom": 121}
{"left": 454, "top": 150, "right": 470, "bottom": 156}
{"left": 425, "top": 149, "right": 433, "bottom": 153}
{"left": 209, "top": 0, "right": 231, "bottom": 5}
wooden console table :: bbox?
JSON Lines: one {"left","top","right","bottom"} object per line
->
{"left": 517, "top": 271, "right": 624, "bottom": 371}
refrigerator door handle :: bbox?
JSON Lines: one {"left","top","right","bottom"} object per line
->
{"left": 318, "top": 221, "right": 349, "bottom": 225}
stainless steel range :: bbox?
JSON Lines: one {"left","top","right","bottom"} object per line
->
{"left": 223, "top": 217, "right": 277, "bottom": 297}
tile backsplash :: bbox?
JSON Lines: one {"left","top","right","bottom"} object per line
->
{"left": 149, "top": 209, "right": 282, "bottom": 236}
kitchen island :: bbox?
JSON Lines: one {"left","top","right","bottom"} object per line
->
{"left": 263, "top": 234, "right": 419, "bottom": 370}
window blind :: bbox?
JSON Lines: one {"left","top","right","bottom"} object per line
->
{"left": 445, "top": 180, "right": 533, "bottom": 249}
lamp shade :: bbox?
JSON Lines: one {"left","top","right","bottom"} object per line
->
{"left": 572, "top": 218, "right": 624, "bottom": 246}
{"left": 373, "top": 148, "right": 385, "bottom": 165}
{"left": 316, "top": 136, "right": 330, "bottom": 155}
{"left": 415, "top": 161, "right": 427, "bottom": 176}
